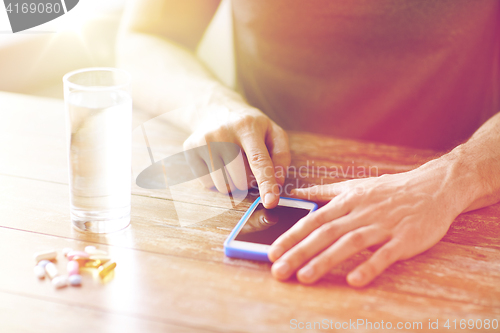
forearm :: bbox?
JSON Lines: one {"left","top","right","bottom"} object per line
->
{"left": 116, "top": 32, "right": 249, "bottom": 132}
{"left": 417, "top": 111, "right": 500, "bottom": 213}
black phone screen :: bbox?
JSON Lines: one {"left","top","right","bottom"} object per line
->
{"left": 234, "top": 203, "right": 311, "bottom": 245}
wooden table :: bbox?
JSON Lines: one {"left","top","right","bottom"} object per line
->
{"left": 0, "top": 91, "right": 499, "bottom": 332}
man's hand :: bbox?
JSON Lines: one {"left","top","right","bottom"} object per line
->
{"left": 183, "top": 107, "right": 291, "bottom": 208}
{"left": 267, "top": 158, "right": 476, "bottom": 286}
{"left": 119, "top": 1, "right": 291, "bottom": 208}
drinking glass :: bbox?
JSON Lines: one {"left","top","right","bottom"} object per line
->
{"left": 63, "top": 67, "right": 132, "bottom": 233}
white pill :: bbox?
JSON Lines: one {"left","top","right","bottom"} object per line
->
{"left": 34, "top": 250, "right": 57, "bottom": 262}
{"left": 34, "top": 265, "right": 45, "bottom": 279}
{"left": 52, "top": 275, "right": 68, "bottom": 289}
{"left": 84, "top": 246, "right": 96, "bottom": 253}
{"left": 68, "top": 274, "right": 82, "bottom": 286}
{"left": 62, "top": 247, "right": 73, "bottom": 257}
{"left": 45, "top": 262, "right": 58, "bottom": 279}
{"left": 37, "top": 260, "right": 51, "bottom": 268}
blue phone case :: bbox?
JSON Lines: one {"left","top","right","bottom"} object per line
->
{"left": 224, "top": 197, "right": 318, "bottom": 262}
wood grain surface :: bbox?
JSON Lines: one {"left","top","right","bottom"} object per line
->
{"left": 0, "top": 91, "right": 499, "bottom": 333}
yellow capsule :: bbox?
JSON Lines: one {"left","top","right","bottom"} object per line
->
{"left": 84, "top": 259, "right": 102, "bottom": 268}
{"left": 98, "top": 261, "right": 116, "bottom": 278}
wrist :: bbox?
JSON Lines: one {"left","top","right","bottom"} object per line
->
{"left": 189, "top": 82, "right": 259, "bottom": 132}
{"left": 411, "top": 150, "right": 481, "bottom": 215}
{"left": 417, "top": 144, "right": 499, "bottom": 214}
{"left": 445, "top": 144, "right": 500, "bottom": 212}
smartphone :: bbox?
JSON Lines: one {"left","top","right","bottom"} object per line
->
{"left": 224, "top": 197, "right": 318, "bottom": 262}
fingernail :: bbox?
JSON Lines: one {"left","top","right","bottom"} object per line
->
{"left": 348, "top": 271, "right": 363, "bottom": 284}
{"left": 273, "top": 261, "right": 290, "bottom": 277}
{"left": 264, "top": 193, "right": 276, "bottom": 206}
{"left": 269, "top": 245, "right": 284, "bottom": 260}
{"left": 298, "top": 266, "right": 315, "bottom": 280}
{"left": 291, "top": 188, "right": 305, "bottom": 197}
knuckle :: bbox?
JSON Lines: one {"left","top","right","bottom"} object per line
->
{"left": 234, "top": 114, "right": 259, "bottom": 131}
{"left": 315, "top": 222, "right": 338, "bottom": 239}
{"left": 257, "top": 178, "right": 274, "bottom": 190}
{"left": 377, "top": 247, "right": 394, "bottom": 264}
{"left": 286, "top": 248, "right": 308, "bottom": 266}
{"left": 331, "top": 184, "right": 348, "bottom": 196}
{"left": 327, "top": 193, "right": 350, "bottom": 209}
{"left": 338, "top": 190, "right": 354, "bottom": 202}
{"left": 337, "top": 193, "right": 351, "bottom": 206}
{"left": 278, "top": 233, "right": 300, "bottom": 250}
{"left": 239, "top": 113, "right": 255, "bottom": 123}
{"left": 249, "top": 152, "right": 270, "bottom": 166}
{"left": 323, "top": 253, "right": 338, "bottom": 268}
{"left": 348, "top": 231, "right": 367, "bottom": 249}
{"left": 345, "top": 188, "right": 358, "bottom": 198}
{"left": 311, "top": 210, "right": 329, "bottom": 227}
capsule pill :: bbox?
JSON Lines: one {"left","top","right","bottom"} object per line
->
{"left": 84, "top": 259, "right": 102, "bottom": 268}
{"left": 34, "top": 265, "right": 45, "bottom": 279}
{"left": 34, "top": 250, "right": 57, "bottom": 263}
{"left": 52, "top": 275, "right": 68, "bottom": 289}
{"left": 98, "top": 261, "right": 116, "bottom": 278}
{"left": 62, "top": 247, "right": 73, "bottom": 257}
{"left": 37, "top": 260, "right": 51, "bottom": 268}
{"left": 45, "top": 262, "right": 58, "bottom": 279}
{"left": 68, "top": 274, "right": 82, "bottom": 286}
{"left": 67, "top": 251, "right": 89, "bottom": 261}
{"left": 89, "top": 255, "right": 111, "bottom": 264}
{"left": 67, "top": 260, "right": 79, "bottom": 275}
{"left": 72, "top": 256, "right": 90, "bottom": 266}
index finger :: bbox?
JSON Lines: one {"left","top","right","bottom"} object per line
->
{"left": 266, "top": 124, "right": 291, "bottom": 186}
{"left": 240, "top": 135, "right": 279, "bottom": 208}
